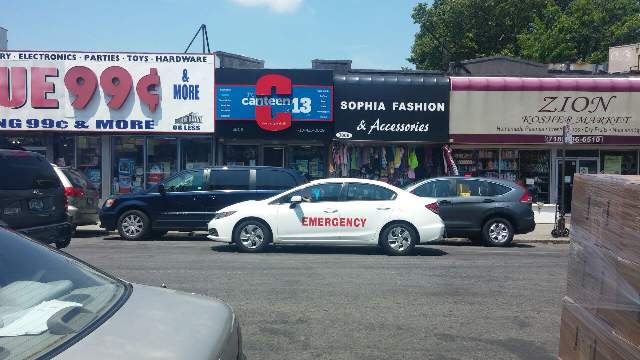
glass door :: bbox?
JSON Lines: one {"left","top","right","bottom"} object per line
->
{"left": 264, "top": 146, "right": 285, "bottom": 167}
{"left": 556, "top": 157, "right": 599, "bottom": 213}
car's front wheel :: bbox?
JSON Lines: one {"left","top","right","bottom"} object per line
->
{"left": 233, "top": 220, "right": 271, "bottom": 253}
{"left": 482, "top": 218, "right": 514, "bottom": 247}
{"left": 117, "top": 210, "right": 151, "bottom": 241}
{"left": 381, "top": 223, "right": 417, "bottom": 256}
{"left": 55, "top": 236, "right": 71, "bottom": 249}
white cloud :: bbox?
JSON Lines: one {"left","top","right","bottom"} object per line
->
{"left": 230, "top": 0, "right": 303, "bottom": 13}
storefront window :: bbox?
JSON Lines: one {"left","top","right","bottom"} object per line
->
{"left": 181, "top": 137, "right": 213, "bottom": 170}
{"left": 146, "top": 137, "right": 178, "bottom": 188}
{"left": 453, "top": 149, "right": 499, "bottom": 178}
{"left": 77, "top": 136, "right": 102, "bottom": 197}
{"left": 520, "top": 150, "right": 550, "bottom": 203}
{"left": 329, "top": 144, "right": 443, "bottom": 187}
{"left": 600, "top": 151, "right": 638, "bottom": 175}
{"left": 53, "top": 135, "right": 75, "bottom": 167}
{"left": 112, "top": 137, "right": 145, "bottom": 194}
{"left": 289, "top": 146, "right": 326, "bottom": 181}
{"left": 223, "top": 145, "right": 258, "bottom": 166}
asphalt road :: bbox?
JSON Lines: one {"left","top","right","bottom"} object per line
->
{"left": 66, "top": 230, "right": 569, "bottom": 360}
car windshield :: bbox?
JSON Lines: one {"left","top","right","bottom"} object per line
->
{"left": 0, "top": 230, "right": 127, "bottom": 360}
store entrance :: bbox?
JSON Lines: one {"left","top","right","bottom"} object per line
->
{"left": 556, "top": 158, "right": 599, "bottom": 213}
{"left": 264, "top": 146, "right": 285, "bottom": 167}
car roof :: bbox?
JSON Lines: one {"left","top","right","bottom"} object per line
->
{"left": 0, "top": 148, "right": 41, "bottom": 157}
{"left": 419, "top": 176, "right": 519, "bottom": 187}
{"left": 307, "top": 177, "right": 401, "bottom": 189}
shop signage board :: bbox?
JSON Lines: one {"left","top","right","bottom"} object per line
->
{"left": 215, "top": 68, "right": 333, "bottom": 138}
{"left": 333, "top": 75, "right": 450, "bottom": 142}
{"left": 450, "top": 77, "right": 640, "bottom": 144}
{"left": 0, "top": 51, "right": 215, "bottom": 133}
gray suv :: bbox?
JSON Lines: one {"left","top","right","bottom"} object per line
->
{"left": 0, "top": 149, "right": 72, "bottom": 248}
{"left": 405, "top": 177, "right": 535, "bottom": 247}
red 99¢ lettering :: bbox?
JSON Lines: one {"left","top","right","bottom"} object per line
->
{"left": 0, "top": 66, "right": 160, "bottom": 112}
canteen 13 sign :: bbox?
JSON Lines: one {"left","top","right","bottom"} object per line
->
{"left": 0, "top": 51, "right": 215, "bottom": 133}
{"left": 215, "top": 68, "right": 333, "bottom": 138}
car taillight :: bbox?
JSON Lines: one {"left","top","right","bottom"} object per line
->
{"left": 519, "top": 187, "right": 533, "bottom": 203}
{"left": 64, "top": 187, "right": 85, "bottom": 198}
{"left": 425, "top": 202, "right": 440, "bottom": 214}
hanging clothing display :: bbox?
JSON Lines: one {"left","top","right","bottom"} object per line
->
{"left": 329, "top": 142, "right": 445, "bottom": 187}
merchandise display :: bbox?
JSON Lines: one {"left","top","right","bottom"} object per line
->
{"left": 329, "top": 143, "right": 444, "bottom": 187}
{"left": 452, "top": 148, "right": 551, "bottom": 203}
{"left": 559, "top": 174, "right": 640, "bottom": 360}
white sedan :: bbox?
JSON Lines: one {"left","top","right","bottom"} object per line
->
{"left": 207, "top": 178, "right": 444, "bottom": 256}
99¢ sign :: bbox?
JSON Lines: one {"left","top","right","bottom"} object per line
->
{"left": 0, "top": 51, "right": 216, "bottom": 133}
{"left": 0, "top": 66, "right": 159, "bottom": 112}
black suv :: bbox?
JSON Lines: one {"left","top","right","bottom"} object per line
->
{"left": 405, "top": 177, "right": 536, "bottom": 247}
{"left": 0, "top": 149, "right": 72, "bottom": 248}
{"left": 100, "top": 166, "right": 306, "bottom": 240}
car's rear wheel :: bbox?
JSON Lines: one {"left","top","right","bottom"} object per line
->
{"left": 482, "top": 218, "right": 514, "bottom": 247}
{"left": 233, "top": 220, "right": 271, "bottom": 253}
{"left": 381, "top": 223, "right": 417, "bottom": 256}
{"left": 117, "top": 210, "right": 150, "bottom": 241}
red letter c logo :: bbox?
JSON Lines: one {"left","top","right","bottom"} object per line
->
{"left": 255, "top": 74, "right": 292, "bottom": 132}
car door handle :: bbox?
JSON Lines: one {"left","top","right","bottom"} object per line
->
{"left": 324, "top": 209, "right": 338, "bottom": 213}
{"left": 376, "top": 207, "right": 391, "bottom": 210}
{"left": 483, "top": 199, "right": 495, "bottom": 203}
{"left": 439, "top": 200, "right": 451, "bottom": 205}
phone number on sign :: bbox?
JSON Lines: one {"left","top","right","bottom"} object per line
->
{"left": 544, "top": 135, "right": 604, "bottom": 144}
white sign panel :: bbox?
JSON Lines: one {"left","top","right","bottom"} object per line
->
{"left": 450, "top": 77, "right": 640, "bottom": 144}
{"left": 0, "top": 51, "right": 214, "bottom": 133}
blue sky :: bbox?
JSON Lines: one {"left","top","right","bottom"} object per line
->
{"left": 2, "top": 0, "right": 424, "bottom": 69}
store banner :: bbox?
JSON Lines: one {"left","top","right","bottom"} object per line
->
{"left": 450, "top": 77, "right": 640, "bottom": 144}
{"left": 215, "top": 68, "right": 333, "bottom": 138}
{"left": 333, "top": 75, "right": 450, "bottom": 141}
{"left": 0, "top": 51, "right": 215, "bottom": 133}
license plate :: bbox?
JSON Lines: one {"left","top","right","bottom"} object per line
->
{"left": 29, "top": 198, "right": 44, "bottom": 210}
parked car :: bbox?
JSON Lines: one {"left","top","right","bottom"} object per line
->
{"left": 100, "top": 166, "right": 306, "bottom": 240}
{"left": 405, "top": 177, "right": 535, "bottom": 247}
{"left": 0, "top": 227, "right": 244, "bottom": 359}
{"left": 207, "top": 178, "right": 445, "bottom": 256}
{"left": 53, "top": 165, "right": 100, "bottom": 230}
{"left": 0, "top": 149, "right": 72, "bottom": 249}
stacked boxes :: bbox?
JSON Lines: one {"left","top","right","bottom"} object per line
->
{"left": 559, "top": 174, "right": 640, "bottom": 359}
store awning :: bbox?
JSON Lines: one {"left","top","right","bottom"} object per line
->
{"left": 451, "top": 77, "right": 640, "bottom": 92}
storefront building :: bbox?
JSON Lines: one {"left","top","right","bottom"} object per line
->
{"left": 0, "top": 50, "right": 215, "bottom": 200}
{"left": 331, "top": 73, "right": 450, "bottom": 187}
{"left": 450, "top": 76, "right": 640, "bottom": 214}
{"left": 215, "top": 69, "right": 333, "bottom": 180}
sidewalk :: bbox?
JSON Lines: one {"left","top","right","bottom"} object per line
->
{"left": 514, "top": 223, "right": 570, "bottom": 244}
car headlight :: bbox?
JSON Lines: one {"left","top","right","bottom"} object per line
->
{"left": 214, "top": 211, "right": 236, "bottom": 219}
{"left": 104, "top": 198, "right": 116, "bottom": 208}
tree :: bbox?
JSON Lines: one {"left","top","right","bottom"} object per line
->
{"left": 409, "top": 0, "right": 550, "bottom": 70}
{"left": 409, "top": 0, "right": 640, "bottom": 70}
{"left": 519, "top": 0, "right": 640, "bottom": 63}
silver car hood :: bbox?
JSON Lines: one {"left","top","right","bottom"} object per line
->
{"left": 58, "top": 284, "right": 236, "bottom": 360}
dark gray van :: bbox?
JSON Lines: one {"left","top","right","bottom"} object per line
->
{"left": 0, "top": 149, "right": 72, "bottom": 248}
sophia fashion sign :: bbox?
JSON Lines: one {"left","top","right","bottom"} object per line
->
{"left": 450, "top": 77, "right": 640, "bottom": 144}
{"left": 333, "top": 76, "right": 450, "bottom": 142}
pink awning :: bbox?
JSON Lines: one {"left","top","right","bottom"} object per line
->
{"left": 451, "top": 77, "right": 640, "bottom": 92}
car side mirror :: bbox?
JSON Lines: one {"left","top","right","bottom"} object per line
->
{"left": 289, "top": 195, "right": 303, "bottom": 207}
{"left": 158, "top": 184, "right": 166, "bottom": 195}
